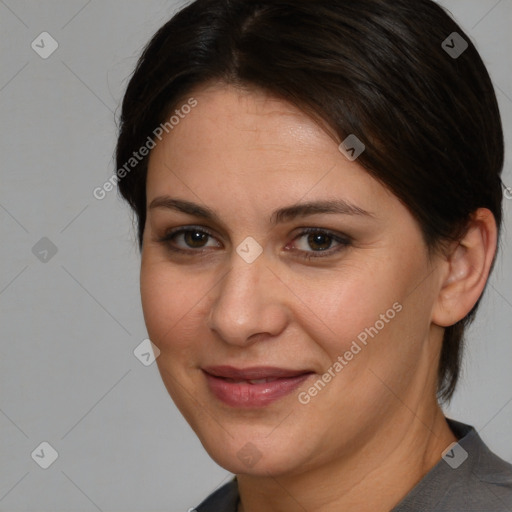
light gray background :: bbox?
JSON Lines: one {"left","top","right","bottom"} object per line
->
{"left": 1, "top": 1, "right": 511, "bottom": 511}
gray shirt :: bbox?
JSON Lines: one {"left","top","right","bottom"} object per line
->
{"left": 194, "top": 419, "right": 512, "bottom": 511}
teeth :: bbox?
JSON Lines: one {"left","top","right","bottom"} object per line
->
{"left": 248, "top": 378, "right": 272, "bottom": 384}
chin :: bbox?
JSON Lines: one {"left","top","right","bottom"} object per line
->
{"left": 197, "top": 428, "right": 307, "bottom": 477}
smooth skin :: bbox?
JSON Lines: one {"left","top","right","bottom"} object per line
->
{"left": 140, "top": 82, "right": 497, "bottom": 512}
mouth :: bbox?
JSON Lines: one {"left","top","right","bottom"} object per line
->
{"left": 202, "top": 366, "right": 314, "bottom": 408}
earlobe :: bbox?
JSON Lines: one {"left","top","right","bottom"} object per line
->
{"left": 432, "top": 208, "right": 497, "bottom": 327}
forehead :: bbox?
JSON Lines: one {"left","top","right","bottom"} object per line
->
{"left": 145, "top": 83, "right": 399, "bottom": 222}
{"left": 148, "top": 84, "right": 348, "bottom": 181}
{"left": 176, "top": 83, "right": 331, "bottom": 151}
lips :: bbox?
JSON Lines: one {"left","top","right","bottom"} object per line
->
{"left": 202, "top": 365, "right": 314, "bottom": 407}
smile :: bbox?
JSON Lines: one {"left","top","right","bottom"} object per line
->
{"left": 202, "top": 366, "right": 314, "bottom": 408}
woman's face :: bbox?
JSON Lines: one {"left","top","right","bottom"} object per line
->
{"left": 141, "top": 83, "right": 445, "bottom": 476}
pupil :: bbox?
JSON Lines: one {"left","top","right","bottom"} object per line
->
{"left": 186, "top": 231, "right": 207, "bottom": 247}
{"left": 308, "top": 233, "right": 331, "bottom": 251}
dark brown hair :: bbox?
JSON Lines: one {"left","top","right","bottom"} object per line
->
{"left": 115, "top": 0, "right": 504, "bottom": 401}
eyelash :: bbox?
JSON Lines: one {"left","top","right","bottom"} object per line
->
{"left": 157, "top": 226, "right": 351, "bottom": 260}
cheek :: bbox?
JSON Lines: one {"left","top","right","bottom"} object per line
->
{"left": 296, "top": 254, "right": 431, "bottom": 385}
{"left": 139, "top": 258, "right": 210, "bottom": 351}
{"left": 290, "top": 264, "right": 401, "bottom": 357}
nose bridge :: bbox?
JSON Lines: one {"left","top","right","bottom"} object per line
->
{"left": 208, "top": 250, "right": 287, "bottom": 345}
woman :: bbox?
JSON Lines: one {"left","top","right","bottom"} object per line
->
{"left": 115, "top": 0, "right": 512, "bottom": 510}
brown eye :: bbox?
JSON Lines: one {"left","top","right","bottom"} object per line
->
{"left": 290, "top": 228, "right": 351, "bottom": 260}
{"left": 183, "top": 230, "right": 209, "bottom": 248}
{"left": 306, "top": 232, "right": 333, "bottom": 251}
{"left": 158, "top": 227, "right": 221, "bottom": 253}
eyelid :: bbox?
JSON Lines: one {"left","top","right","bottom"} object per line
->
{"left": 160, "top": 224, "right": 217, "bottom": 239}
{"left": 291, "top": 226, "right": 351, "bottom": 242}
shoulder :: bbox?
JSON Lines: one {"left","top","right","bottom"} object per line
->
{"left": 194, "top": 477, "right": 239, "bottom": 512}
{"left": 394, "top": 418, "right": 512, "bottom": 512}
{"left": 464, "top": 423, "right": 512, "bottom": 511}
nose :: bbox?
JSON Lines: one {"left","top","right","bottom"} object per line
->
{"left": 207, "top": 251, "right": 289, "bottom": 347}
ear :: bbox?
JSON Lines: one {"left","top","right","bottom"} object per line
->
{"left": 432, "top": 208, "right": 498, "bottom": 327}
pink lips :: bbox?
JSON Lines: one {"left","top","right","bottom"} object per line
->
{"left": 202, "top": 365, "right": 314, "bottom": 408}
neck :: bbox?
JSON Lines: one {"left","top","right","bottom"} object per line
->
{"left": 236, "top": 405, "right": 457, "bottom": 512}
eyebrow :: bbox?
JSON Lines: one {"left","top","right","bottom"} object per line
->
{"left": 148, "top": 196, "right": 373, "bottom": 225}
